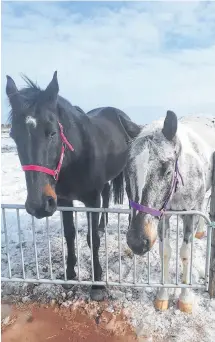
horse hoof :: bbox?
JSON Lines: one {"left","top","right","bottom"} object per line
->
{"left": 61, "top": 283, "right": 74, "bottom": 290}
{"left": 154, "top": 299, "right": 169, "bottom": 311}
{"left": 90, "top": 286, "right": 106, "bottom": 301}
{"left": 177, "top": 300, "right": 192, "bottom": 313}
{"left": 59, "top": 271, "right": 76, "bottom": 290}
{"left": 195, "top": 231, "right": 205, "bottom": 239}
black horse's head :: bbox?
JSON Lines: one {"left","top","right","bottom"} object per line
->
{"left": 6, "top": 72, "right": 62, "bottom": 219}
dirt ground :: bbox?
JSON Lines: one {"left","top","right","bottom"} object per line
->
{"left": 1, "top": 301, "right": 138, "bottom": 342}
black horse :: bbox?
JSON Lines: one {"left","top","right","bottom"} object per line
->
{"left": 6, "top": 71, "right": 141, "bottom": 300}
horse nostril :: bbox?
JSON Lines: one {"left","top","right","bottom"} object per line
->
{"left": 45, "top": 196, "right": 56, "bottom": 213}
{"left": 126, "top": 228, "right": 151, "bottom": 255}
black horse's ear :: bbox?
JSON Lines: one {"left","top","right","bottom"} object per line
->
{"left": 6, "top": 75, "right": 18, "bottom": 96}
{"left": 162, "top": 110, "right": 178, "bottom": 141}
{"left": 6, "top": 75, "right": 23, "bottom": 112}
{"left": 44, "top": 71, "right": 59, "bottom": 106}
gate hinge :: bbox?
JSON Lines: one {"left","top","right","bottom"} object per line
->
{"left": 208, "top": 221, "right": 215, "bottom": 229}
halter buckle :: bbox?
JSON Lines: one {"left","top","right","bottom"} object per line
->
{"left": 53, "top": 170, "right": 59, "bottom": 181}
{"left": 159, "top": 208, "right": 165, "bottom": 220}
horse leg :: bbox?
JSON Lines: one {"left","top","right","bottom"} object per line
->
{"left": 195, "top": 215, "right": 205, "bottom": 239}
{"left": 98, "top": 182, "right": 110, "bottom": 232}
{"left": 85, "top": 191, "right": 106, "bottom": 301}
{"left": 178, "top": 214, "right": 197, "bottom": 313}
{"left": 58, "top": 198, "right": 77, "bottom": 289}
{"left": 154, "top": 217, "right": 172, "bottom": 311}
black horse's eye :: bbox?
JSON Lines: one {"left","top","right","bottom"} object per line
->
{"left": 50, "top": 132, "right": 56, "bottom": 138}
{"left": 45, "top": 130, "right": 56, "bottom": 138}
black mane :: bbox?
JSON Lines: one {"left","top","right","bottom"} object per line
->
{"left": 7, "top": 75, "right": 83, "bottom": 126}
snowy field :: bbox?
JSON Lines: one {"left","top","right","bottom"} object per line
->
{"left": 1, "top": 130, "right": 215, "bottom": 342}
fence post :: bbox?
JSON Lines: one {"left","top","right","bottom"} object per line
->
{"left": 209, "top": 152, "right": 215, "bottom": 298}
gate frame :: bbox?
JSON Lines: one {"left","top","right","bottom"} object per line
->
{"left": 209, "top": 151, "right": 215, "bottom": 297}
{"left": 1, "top": 203, "right": 213, "bottom": 291}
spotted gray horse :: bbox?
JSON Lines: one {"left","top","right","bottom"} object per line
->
{"left": 125, "top": 111, "right": 215, "bottom": 313}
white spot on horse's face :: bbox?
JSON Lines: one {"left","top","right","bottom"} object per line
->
{"left": 26, "top": 116, "right": 37, "bottom": 128}
{"left": 135, "top": 146, "right": 149, "bottom": 200}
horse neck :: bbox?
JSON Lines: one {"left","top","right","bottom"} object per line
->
{"left": 179, "top": 122, "right": 213, "bottom": 180}
{"left": 56, "top": 99, "right": 93, "bottom": 164}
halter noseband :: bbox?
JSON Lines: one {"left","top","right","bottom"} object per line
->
{"left": 129, "top": 159, "right": 184, "bottom": 219}
{"left": 22, "top": 122, "right": 74, "bottom": 181}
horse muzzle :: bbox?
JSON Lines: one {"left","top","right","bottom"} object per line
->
{"left": 126, "top": 218, "right": 157, "bottom": 255}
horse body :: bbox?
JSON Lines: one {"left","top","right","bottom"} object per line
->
{"left": 167, "top": 117, "right": 215, "bottom": 211}
{"left": 6, "top": 72, "right": 140, "bottom": 301}
{"left": 179, "top": 116, "right": 214, "bottom": 193}
{"left": 126, "top": 111, "right": 215, "bottom": 313}
{"left": 56, "top": 106, "right": 131, "bottom": 199}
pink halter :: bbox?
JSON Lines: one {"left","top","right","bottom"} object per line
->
{"left": 22, "top": 122, "right": 74, "bottom": 181}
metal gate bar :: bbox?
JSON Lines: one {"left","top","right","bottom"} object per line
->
{"left": 75, "top": 211, "right": 81, "bottom": 281}
{"left": 117, "top": 213, "right": 122, "bottom": 283}
{"left": 162, "top": 216, "right": 165, "bottom": 285}
{"left": 2, "top": 208, "right": 12, "bottom": 279}
{"left": 46, "top": 217, "right": 53, "bottom": 280}
{"left": 190, "top": 221, "right": 194, "bottom": 285}
{"left": 176, "top": 216, "right": 179, "bottom": 285}
{"left": 60, "top": 212, "right": 67, "bottom": 281}
{"left": 0, "top": 278, "right": 206, "bottom": 288}
{"left": 1, "top": 204, "right": 212, "bottom": 291}
{"left": 32, "top": 216, "right": 39, "bottom": 280}
{"left": 89, "top": 212, "right": 94, "bottom": 283}
{"left": 17, "top": 209, "right": 25, "bottom": 279}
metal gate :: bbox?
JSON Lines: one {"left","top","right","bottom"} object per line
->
{"left": 1, "top": 204, "right": 213, "bottom": 291}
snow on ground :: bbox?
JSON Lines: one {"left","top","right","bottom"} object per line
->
{"left": 1, "top": 130, "right": 215, "bottom": 342}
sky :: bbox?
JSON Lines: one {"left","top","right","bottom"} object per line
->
{"left": 1, "top": 0, "right": 215, "bottom": 124}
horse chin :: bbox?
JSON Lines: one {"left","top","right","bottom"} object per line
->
{"left": 25, "top": 204, "right": 57, "bottom": 219}
{"left": 34, "top": 210, "right": 56, "bottom": 220}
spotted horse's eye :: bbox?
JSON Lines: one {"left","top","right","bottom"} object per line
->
{"left": 160, "top": 162, "right": 172, "bottom": 177}
{"left": 165, "top": 169, "right": 172, "bottom": 177}
{"left": 160, "top": 162, "right": 167, "bottom": 176}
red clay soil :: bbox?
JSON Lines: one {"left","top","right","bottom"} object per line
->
{"left": 1, "top": 301, "right": 138, "bottom": 342}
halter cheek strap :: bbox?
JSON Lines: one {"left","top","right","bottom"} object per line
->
{"left": 22, "top": 122, "right": 74, "bottom": 181}
{"left": 129, "top": 159, "right": 184, "bottom": 219}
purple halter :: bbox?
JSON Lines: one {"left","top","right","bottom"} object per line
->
{"left": 129, "top": 159, "right": 184, "bottom": 219}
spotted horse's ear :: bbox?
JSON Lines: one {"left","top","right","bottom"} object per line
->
{"left": 6, "top": 75, "right": 23, "bottom": 113}
{"left": 162, "top": 110, "right": 178, "bottom": 141}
